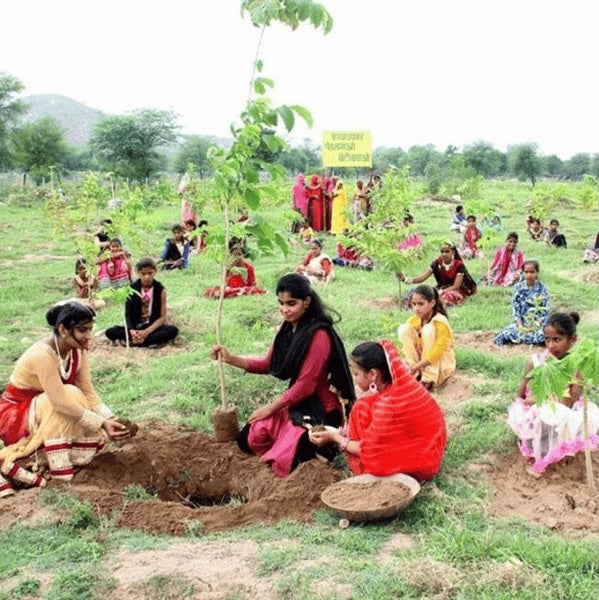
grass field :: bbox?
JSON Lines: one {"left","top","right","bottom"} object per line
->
{"left": 0, "top": 179, "right": 597, "bottom": 599}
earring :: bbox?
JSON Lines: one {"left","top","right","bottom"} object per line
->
{"left": 369, "top": 381, "right": 378, "bottom": 393}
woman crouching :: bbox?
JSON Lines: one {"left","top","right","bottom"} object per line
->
{"left": 0, "top": 302, "right": 132, "bottom": 497}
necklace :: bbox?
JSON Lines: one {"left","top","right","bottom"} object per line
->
{"left": 53, "top": 335, "right": 73, "bottom": 380}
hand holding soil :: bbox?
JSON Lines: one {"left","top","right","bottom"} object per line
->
{"left": 107, "top": 417, "right": 139, "bottom": 439}
{"left": 309, "top": 426, "right": 339, "bottom": 447}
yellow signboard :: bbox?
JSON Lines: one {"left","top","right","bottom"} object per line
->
{"left": 322, "top": 131, "right": 372, "bottom": 168}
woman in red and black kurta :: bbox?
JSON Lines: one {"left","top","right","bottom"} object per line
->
{"left": 311, "top": 339, "right": 447, "bottom": 481}
{"left": 211, "top": 273, "right": 355, "bottom": 477}
{"left": 399, "top": 241, "right": 477, "bottom": 306}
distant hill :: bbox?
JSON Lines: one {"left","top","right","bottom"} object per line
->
{"left": 19, "top": 94, "right": 234, "bottom": 155}
{"left": 20, "top": 94, "right": 105, "bottom": 147}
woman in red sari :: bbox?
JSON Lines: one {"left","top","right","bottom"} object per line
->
{"left": 307, "top": 174, "right": 324, "bottom": 232}
{"left": 211, "top": 274, "right": 355, "bottom": 477}
{"left": 311, "top": 339, "right": 446, "bottom": 481}
{"left": 399, "top": 241, "right": 477, "bottom": 306}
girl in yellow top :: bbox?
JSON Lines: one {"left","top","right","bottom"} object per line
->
{"left": 397, "top": 284, "right": 456, "bottom": 390}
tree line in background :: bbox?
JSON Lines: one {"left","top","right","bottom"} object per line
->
{"left": 1, "top": 72, "right": 598, "bottom": 187}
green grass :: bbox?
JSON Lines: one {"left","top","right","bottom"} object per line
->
{"left": 0, "top": 178, "right": 597, "bottom": 599}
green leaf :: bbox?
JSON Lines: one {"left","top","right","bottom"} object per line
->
{"left": 256, "top": 59, "right": 263, "bottom": 73}
{"left": 255, "top": 76, "right": 274, "bottom": 90}
{"left": 243, "top": 166, "right": 259, "bottom": 184}
{"left": 262, "top": 134, "right": 282, "bottom": 153}
{"left": 244, "top": 187, "right": 261, "bottom": 210}
{"left": 264, "top": 111, "right": 279, "bottom": 127}
{"left": 290, "top": 105, "right": 313, "bottom": 127}
{"left": 278, "top": 105, "right": 295, "bottom": 132}
{"left": 253, "top": 80, "right": 265, "bottom": 94}
{"left": 260, "top": 185, "right": 279, "bottom": 200}
{"left": 273, "top": 232, "right": 289, "bottom": 256}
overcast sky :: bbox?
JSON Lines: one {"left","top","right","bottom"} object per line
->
{"left": 2, "top": 0, "right": 597, "bottom": 158}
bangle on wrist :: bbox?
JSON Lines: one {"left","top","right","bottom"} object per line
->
{"left": 339, "top": 437, "right": 350, "bottom": 451}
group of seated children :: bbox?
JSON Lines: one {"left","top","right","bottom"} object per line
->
{"left": 526, "top": 216, "right": 567, "bottom": 248}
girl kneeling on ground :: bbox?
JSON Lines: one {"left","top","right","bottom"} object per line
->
{"left": 507, "top": 312, "right": 599, "bottom": 474}
{"left": 211, "top": 273, "right": 355, "bottom": 477}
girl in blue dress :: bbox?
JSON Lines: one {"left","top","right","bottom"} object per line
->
{"left": 494, "top": 260, "right": 549, "bottom": 346}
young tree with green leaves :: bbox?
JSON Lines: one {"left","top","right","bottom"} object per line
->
{"left": 528, "top": 337, "right": 599, "bottom": 491}
{"left": 205, "top": 0, "right": 333, "bottom": 435}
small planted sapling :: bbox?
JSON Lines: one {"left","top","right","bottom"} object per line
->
{"left": 339, "top": 167, "right": 425, "bottom": 306}
{"left": 205, "top": 0, "right": 333, "bottom": 441}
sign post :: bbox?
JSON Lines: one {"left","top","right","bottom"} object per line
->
{"left": 322, "top": 131, "right": 372, "bottom": 168}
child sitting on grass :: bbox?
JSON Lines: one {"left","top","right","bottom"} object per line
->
{"left": 460, "top": 215, "right": 483, "bottom": 259}
{"left": 483, "top": 232, "right": 524, "bottom": 287}
{"left": 494, "top": 260, "right": 549, "bottom": 346}
{"left": 507, "top": 312, "right": 599, "bottom": 475}
{"left": 397, "top": 285, "right": 455, "bottom": 390}
{"left": 160, "top": 224, "right": 190, "bottom": 270}
{"left": 450, "top": 205, "right": 466, "bottom": 233}
{"left": 543, "top": 219, "right": 567, "bottom": 249}
{"left": 105, "top": 257, "right": 178, "bottom": 347}
{"left": 97, "top": 238, "right": 133, "bottom": 290}
{"left": 298, "top": 219, "right": 314, "bottom": 245}
{"left": 72, "top": 258, "right": 105, "bottom": 311}
{"left": 204, "top": 243, "right": 266, "bottom": 299}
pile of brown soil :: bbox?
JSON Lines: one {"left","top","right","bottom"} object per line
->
{"left": 64, "top": 423, "right": 342, "bottom": 536}
{"left": 453, "top": 331, "right": 534, "bottom": 357}
{"left": 481, "top": 450, "right": 598, "bottom": 531}
{"left": 322, "top": 480, "right": 412, "bottom": 512}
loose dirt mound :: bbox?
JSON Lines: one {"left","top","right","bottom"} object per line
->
{"left": 361, "top": 296, "right": 398, "bottom": 310}
{"left": 0, "top": 488, "right": 67, "bottom": 529}
{"left": 454, "top": 331, "right": 537, "bottom": 356}
{"left": 91, "top": 335, "right": 189, "bottom": 361}
{"left": 433, "top": 373, "right": 477, "bottom": 408}
{"left": 481, "top": 451, "right": 598, "bottom": 531}
{"left": 60, "top": 423, "right": 341, "bottom": 536}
